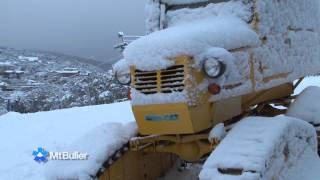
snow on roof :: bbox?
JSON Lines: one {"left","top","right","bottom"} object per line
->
{"left": 0, "top": 61, "right": 12, "bottom": 66}
{"left": 200, "top": 116, "right": 317, "bottom": 180}
{"left": 287, "top": 86, "right": 320, "bottom": 125}
{"left": 18, "top": 56, "right": 39, "bottom": 62}
{"left": 124, "top": 16, "right": 259, "bottom": 71}
{"left": 0, "top": 102, "right": 136, "bottom": 180}
{"left": 55, "top": 70, "right": 80, "bottom": 74}
{"left": 0, "top": 82, "right": 8, "bottom": 86}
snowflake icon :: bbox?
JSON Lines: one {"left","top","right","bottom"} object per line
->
{"left": 32, "top": 147, "right": 49, "bottom": 163}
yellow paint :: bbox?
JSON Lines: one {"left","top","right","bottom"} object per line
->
{"left": 128, "top": 0, "right": 296, "bottom": 165}
{"left": 133, "top": 103, "right": 196, "bottom": 135}
{"left": 130, "top": 133, "right": 214, "bottom": 162}
{"left": 98, "top": 151, "right": 176, "bottom": 180}
{"left": 262, "top": 72, "right": 292, "bottom": 83}
{"left": 104, "top": 0, "right": 312, "bottom": 178}
{"left": 132, "top": 56, "right": 294, "bottom": 135}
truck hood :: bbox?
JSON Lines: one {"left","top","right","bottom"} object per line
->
{"left": 124, "top": 16, "right": 260, "bottom": 71}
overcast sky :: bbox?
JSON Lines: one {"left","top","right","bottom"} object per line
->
{"left": 0, "top": 0, "right": 146, "bottom": 62}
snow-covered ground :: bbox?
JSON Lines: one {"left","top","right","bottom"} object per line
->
{"left": 0, "top": 102, "right": 136, "bottom": 179}
{"left": 0, "top": 77, "right": 319, "bottom": 180}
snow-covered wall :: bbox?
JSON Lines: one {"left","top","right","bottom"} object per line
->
{"left": 146, "top": 0, "right": 161, "bottom": 34}
{"left": 252, "top": 0, "right": 320, "bottom": 91}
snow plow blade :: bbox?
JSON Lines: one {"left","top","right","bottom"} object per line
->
{"left": 199, "top": 116, "right": 318, "bottom": 180}
{"left": 97, "top": 150, "right": 176, "bottom": 180}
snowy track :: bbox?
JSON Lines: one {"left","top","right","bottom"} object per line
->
{"left": 200, "top": 116, "right": 320, "bottom": 180}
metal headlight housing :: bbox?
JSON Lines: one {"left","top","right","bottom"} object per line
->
{"left": 203, "top": 58, "right": 226, "bottom": 78}
{"left": 115, "top": 70, "right": 131, "bottom": 85}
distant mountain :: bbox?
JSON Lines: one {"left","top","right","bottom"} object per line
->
{"left": 0, "top": 47, "right": 128, "bottom": 115}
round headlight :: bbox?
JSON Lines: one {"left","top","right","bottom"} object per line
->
{"left": 115, "top": 70, "right": 131, "bottom": 85}
{"left": 203, "top": 58, "right": 226, "bottom": 78}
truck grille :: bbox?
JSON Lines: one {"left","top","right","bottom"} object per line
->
{"left": 134, "top": 65, "right": 185, "bottom": 94}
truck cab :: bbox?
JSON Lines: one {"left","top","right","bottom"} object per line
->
{"left": 115, "top": 0, "right": 320, "bottom": 136}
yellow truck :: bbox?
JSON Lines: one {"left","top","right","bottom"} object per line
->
{"left": 99, "top": 0, "right": 320, "bottom": 179}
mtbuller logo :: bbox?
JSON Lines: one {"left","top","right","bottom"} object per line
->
{"left": 32, "top": 147, "right": 88, "bottom": 163}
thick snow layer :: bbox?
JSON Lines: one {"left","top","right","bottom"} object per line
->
{"left": 200, "top": 116, "right": 318, "bottom": 180}
{"left": 252, "top": 0, "right": 320, "bottom": 91}
{"left": 113, "top": 58, "right": 130, "bottom": 73}
{"left": 284, "top": 148, "right": 320, "bottom": 180}
{"left": 287, "top": 86, "right": 320, "bottom": 125}
{"left": 124, "top": 16, "right": 259, "bottom": 71}
{"left": 0, "top": 102, "right": 136, "bottom": 180}
{"left": 146, "top": 0, "right": 161, "bottom": 34}
{"left": 166, "top": 1, "right": 253, "bottom": 27}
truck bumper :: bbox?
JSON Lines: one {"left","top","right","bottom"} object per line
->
{"left": 132, "top": 102, "right": 212, "bottom": 135}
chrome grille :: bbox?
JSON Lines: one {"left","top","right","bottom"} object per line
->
{"left": 134, "top": 65, "right": 185, "bottom": 94}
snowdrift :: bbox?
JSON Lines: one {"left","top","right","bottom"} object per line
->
{"left": 287, "top": 86, "right": 320, "bottom": 125}
{"left": 0, "top": 102, "right": 136, "bottom": 180}
{"left": 200, "top": 116, "right": 319, "bottom": 180}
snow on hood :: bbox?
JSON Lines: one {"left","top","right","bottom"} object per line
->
{"left": 124, "top": 16, "right": 260, "bottom": 71}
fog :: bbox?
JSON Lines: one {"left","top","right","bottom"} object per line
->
{"left": 0, "top": 0, "right": 146, "bottom": 62}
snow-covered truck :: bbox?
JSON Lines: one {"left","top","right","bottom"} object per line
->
{"left": 102, "top": 0, "right": 320, "bottom": 179}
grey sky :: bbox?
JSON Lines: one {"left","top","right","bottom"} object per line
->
{"left": 0, "top": 0, "right": 146, "bottom": 62}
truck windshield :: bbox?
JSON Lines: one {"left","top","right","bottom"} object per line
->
{"left": 159, "top": 0, "right": 253, "bottom": 29}
{"left": 161, "top": 0, "right": 232, "bottom": 11}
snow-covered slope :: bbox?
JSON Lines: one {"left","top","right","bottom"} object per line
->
{"left": 0, "top": 47, "right": 128, "bottom": 115}
{"left": 0, "top": 101, "right": 136, "bottom": 180}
